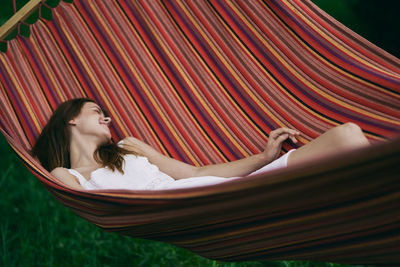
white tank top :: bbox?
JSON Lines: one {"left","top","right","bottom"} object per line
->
{"left": 67, "top": 147, "right": 295, "bottom": 191}
{"left": 68, "top": 154, "right": 234, "bottom": 190}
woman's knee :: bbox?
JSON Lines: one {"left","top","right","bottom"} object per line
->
{"left": 337, "top": 122, "right": 362, "bottom": 137}
{"left": 332, "top": 122, "right": 369, "bottom": 147}
{"left": 287, "top": 123, "right": 368, "bottom": 166}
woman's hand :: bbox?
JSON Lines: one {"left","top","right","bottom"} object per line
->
{"left": 263, "top": 128, "right": 300, "bottom": 162}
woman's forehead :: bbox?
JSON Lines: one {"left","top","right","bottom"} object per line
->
{"left": 83, "top": 102, "right": 108, "bottom": 115}
{"left": 84, "top": 102, "right": 100, "bottom": 109}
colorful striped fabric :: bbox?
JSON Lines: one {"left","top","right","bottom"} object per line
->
{"left": 0, "top": 0, "right": 399, "bottom": 264}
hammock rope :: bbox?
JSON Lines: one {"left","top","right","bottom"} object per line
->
{"left": 0, "top": 0, "right": 399, "bottom": 264}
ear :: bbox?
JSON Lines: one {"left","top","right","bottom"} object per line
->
{"left": 68, "top": 118, "right": 77, "bottom": 126}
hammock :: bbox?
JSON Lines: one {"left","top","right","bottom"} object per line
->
{"left": 0, "top": 0, "right": 399, "bottom": 264}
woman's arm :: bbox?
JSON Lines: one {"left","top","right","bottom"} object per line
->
{"left": 51, "top": 167, "right": 84, "bottom": 190}
{"left": 122, "top": 128, "right": 299, "bottom": 179}
{"left": 195, "top": 128, "right": 300, "bottom": 177}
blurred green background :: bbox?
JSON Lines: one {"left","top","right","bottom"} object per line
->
{"left": 0, "top": 0, "right": 398, "bottom": 266}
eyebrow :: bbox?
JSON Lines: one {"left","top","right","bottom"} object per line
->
{"left": 89, "top": 104, "right": 108, "bottom": 116}
{"left": 91, "top": 105, "right": 103, "bottom": 112}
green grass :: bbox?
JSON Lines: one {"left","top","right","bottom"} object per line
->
{"left": 0, "top": 136, "right": 372, "bottom": 267}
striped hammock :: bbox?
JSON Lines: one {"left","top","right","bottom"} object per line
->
{"left": 0, "top": 0, "right": 399, "bottom": 264}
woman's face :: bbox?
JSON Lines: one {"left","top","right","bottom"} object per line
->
{"left": 69, "top": 102, "right": 112, "bottom": 143}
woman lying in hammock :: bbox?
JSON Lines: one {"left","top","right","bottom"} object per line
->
{"left": 32, "top": 98, "right": 370, "bottom": 190}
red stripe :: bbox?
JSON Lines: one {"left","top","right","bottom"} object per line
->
{"left": 295, "top": 0, "right": 400, "bottom": 73}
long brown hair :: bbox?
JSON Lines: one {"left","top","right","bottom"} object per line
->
{"left": 31, "top": 98, "right": 131, "bottom": 173}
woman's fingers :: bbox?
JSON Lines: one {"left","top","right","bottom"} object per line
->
{"left": 276, "top": 133, "right": 289, "bottom": 144}
{"left": 289, "top": 135, "right": 298, "bottom": 143}
{"left": 264, "top": 128, "right": 300, "bottom": 161}
{"left": 270, "top": 128, "right": 299, "bottom": 136}
{"left": 270, "top": 128, "right": 300, "bottom": 143}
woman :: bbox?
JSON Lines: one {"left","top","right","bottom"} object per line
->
{"left": 32, "top": 98, "right": 370, "bottom": 190}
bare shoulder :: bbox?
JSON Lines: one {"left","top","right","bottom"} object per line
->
{"left": 121, "top": 136, "right": 154, "bottom": 155}
{"left": 50, "top": 167, "right": 83, "bottom": 190}
{"left": 122, "top": 136, "right": 143, "bottom": 145}
{"left": 121, "top": 136, "right": 140, "bottom": 144}
{"left": 50, "top": 167, "right": 69, "bottom": 176}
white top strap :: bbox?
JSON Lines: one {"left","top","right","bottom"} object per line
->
{"left": 68, "top": 169, "right": 88, "bottom": 185}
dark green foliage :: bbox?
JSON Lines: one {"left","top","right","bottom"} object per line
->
{"left": 312, "top": 0, "right": 400, "bottom": 58}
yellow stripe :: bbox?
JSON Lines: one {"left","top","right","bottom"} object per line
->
{"left": 284, "top": 0, "right": 400, "bottom": 79}
{"left": 22, "top": 26, "right": 64, "bottom": 114}
{"left": 91, "top": 1, "right": 173, "bottom": 154}
{"left": 176, "top": 1, "right": 280, "bottom": 154}
{"left": 278, "top": 2, "right": 400, "bottom": 99}
{"left": 255, "top": 0, "right": 400, "bottom": 99}
{"left": 213, "top": 2, "right": 337, "bottom": 127}
{"left": 8, "top": 141, "right": 48, "bottom": 178}
{"left": 134, "top": 1, "right": 250, "bottom": 158}
{"left": 30, "top": 28, "right": 66, "bottom": 101}
{"left": 133, "top": 2, "right": 216, "bottom": 163}
{"left": 96, "top": 1, "right": 201, "bottom": 163}
{"left": 81, "top": 2, "right": 162, "bottom": 152}
{"left": 2, "top": 35, "right": 53, "bottom": 127}
{"left": 0, "top": 56, "right": 42, "bottom": 132}
{"left": 259, "top": 0, "right": 400, "bottom": 98}
{"left": 167, "top": 3, "right": 269, "bottom": 149}
{"left": 229, "top": 1, "right": 400, "bottom": 125}
{"left": 52, "top": 191, "right": 100, "bottom": 208}
{"left": 62, "top": 5, "right": 130, "bottom": 137}
{"left": 101, "top": 1, "right": 175, "bottom": 157}
{"left": 174, "top": 190, "right": 397, "bottom": 246}
{"left": 40, "top": 18, "right": 87, "bottom": 97}
{"left": 119, "top": 1, "right": 230, "bottom": 163}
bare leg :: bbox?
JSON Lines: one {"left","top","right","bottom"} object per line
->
{"left": 287, "top": 123, "right": 370, "bottom": 166}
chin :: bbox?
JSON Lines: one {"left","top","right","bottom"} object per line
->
{"left": 104, "top": 135, "right": 112, "bottom": 144}
{"left": 99, "top": 134, "right": 112, "bottom": 145}
{"left": 104, "top": 129, "right": 112, "bottom": 141}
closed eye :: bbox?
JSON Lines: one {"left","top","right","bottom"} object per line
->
{"left": 93, "top": 107, "right": 103, "bottom": 114}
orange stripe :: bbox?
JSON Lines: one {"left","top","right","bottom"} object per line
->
{"left": 228, "top": 1, "right": 400, "bottom": 125}
{"left": 135, "top": 1, "right": 250, "bottom": 158}
{"left": 284, "top": 0, "right": 400, "bottom": 79}
{"left": 0, "top": 56, "right": 42, "bottom": 133}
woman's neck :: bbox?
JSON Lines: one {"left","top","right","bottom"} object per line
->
{"left": 69, "top": 137, "right": 101, "bottom": 170}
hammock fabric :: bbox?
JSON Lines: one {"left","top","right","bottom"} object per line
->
{"left": 1, "top": 0, "right": 399, "bottom": 264}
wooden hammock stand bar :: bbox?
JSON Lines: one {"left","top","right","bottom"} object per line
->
{"left": 0, "top": 0, "right": 44, "bottom": 40}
